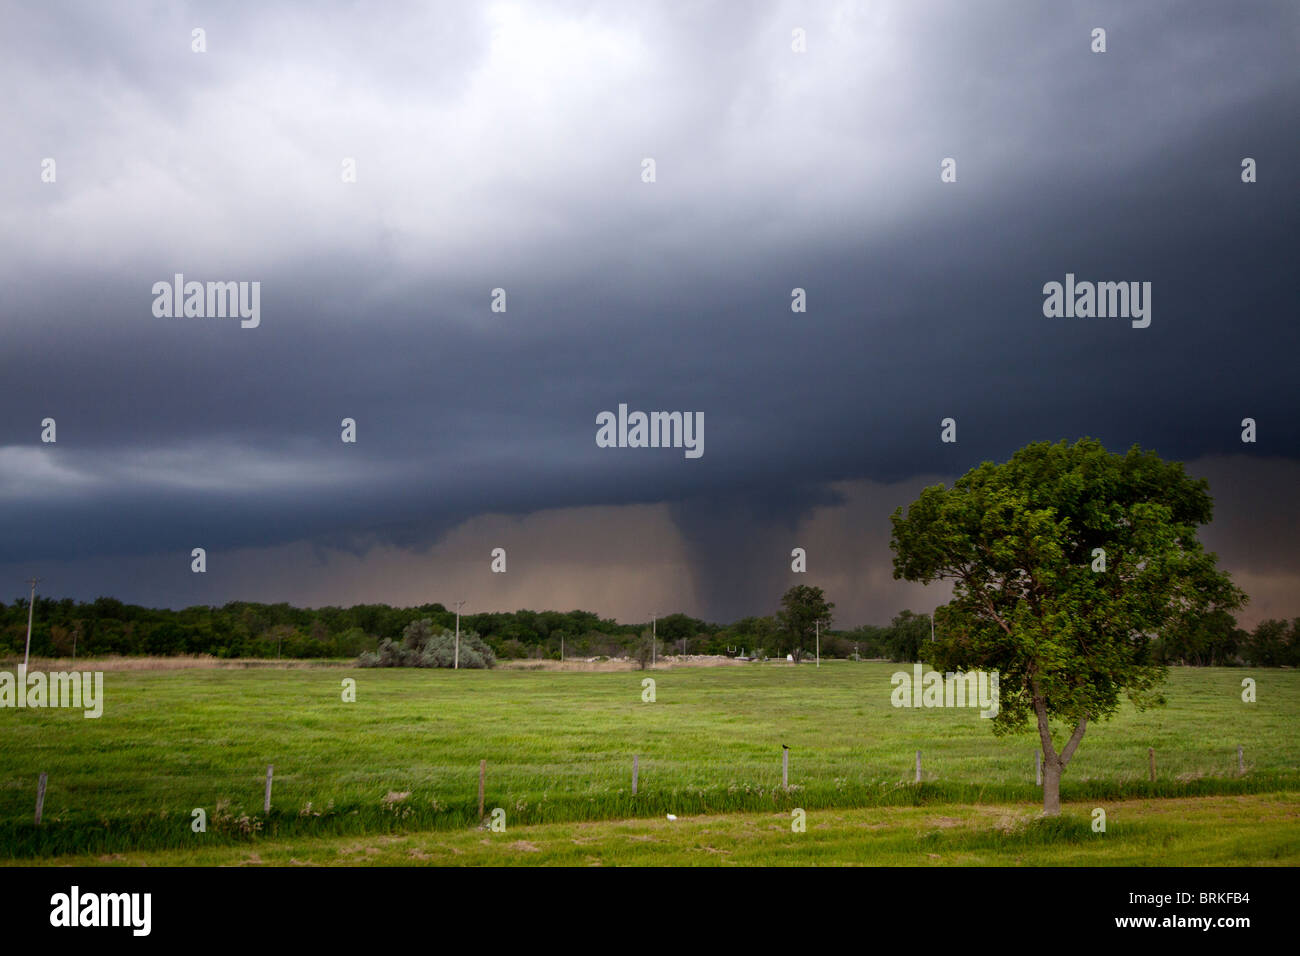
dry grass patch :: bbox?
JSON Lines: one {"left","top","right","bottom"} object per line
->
{"left": 5, "top": 655, "right": 347, "bottom": 671}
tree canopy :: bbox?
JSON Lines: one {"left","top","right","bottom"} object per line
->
{"left": 891, "top": 438, "right": 1245, "bottom": 814}
{"left": 775, "top": 585, "right": 834, "bottom": 661}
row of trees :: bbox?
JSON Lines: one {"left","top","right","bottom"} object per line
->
{"left": 2, "top": 589, "right": 1292, "bottom": 667}
{"left": 1150, "top": 609, "right": 1300, "bottom": 667}
{"left": 0, "top": 597, "right": 629, "bottom": 662}
{"left": 0, "top": 592, "right": 824, "bottom": 663}
{"left": 859, "top": 606, "right": 1300, "bottom": 668}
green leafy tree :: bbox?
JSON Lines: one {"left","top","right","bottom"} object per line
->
{"left": 890, "top": 439, "right": 1245, "bottom": 815}
{"left": 775, "top": 585, "right": 834, "bottom": 662}
{"left": 882, "top": 610, "right": 932, "bottom": 662}
{"left": 840, "top": 624, "right": 889, "bottom": 659}
{"left": 1241, "top": 618, "right": 1297, "bottom": 667}
{"left": 49, "top": 624, "right": 74, "bottom": 657}
{"left": 1157, "top": 608, "right": 1244, "bottom": 666}
{"left": 260, "top": 623, "right": 295, "bottom": 659}
{"left": 719, "top": 616, "right": 776, "bottom": 658}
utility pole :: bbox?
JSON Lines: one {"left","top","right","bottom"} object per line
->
{"left": 815, "top": 618, "right": 821, "bottom": 668}
{"left": 453, "top": 600, "right": 466, "bottom": 669}
{"left": 23, "top": 577, "right": 40, "bottom": 670}
{"left": 930, "top": 611, "right": 936, "bottom": 643}
{"left": 650, "top": 612, "right": 657, "bottom": 669}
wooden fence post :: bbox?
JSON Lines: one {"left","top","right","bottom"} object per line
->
{"left": 632, "top": 755, "right": 639, "bottom": 795}
{"left": 1035, "top": 751, "right": 1042, "bottom": 787}
{"left": 35, "top": 773, "right": 47, "bottom": 825}
{"left": 782, "top": 746, "right": 789, "bottom": 790}
{"left": 264, "top": 765, "right": 273, "bottom": 813}
{"left": 478, "top": 759, "right": 486, "bottom": 819}
{"left": 1237, "top": 744, "right": 1244, "bottom": 775}
{"left": 915, "top": 750, "right": 922, "bottom": 784}
{"left": 1148, "top": 747, "right": 1155, "bottom": 782}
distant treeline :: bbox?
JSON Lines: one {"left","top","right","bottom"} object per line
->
{"left": 0, "top": 596, "right": 1294, "bottom": 666}
{"left": 854, "top": 609, "right": 1300, "bottom": 668}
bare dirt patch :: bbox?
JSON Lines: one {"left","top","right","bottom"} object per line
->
{"left": 928, "top": 816, "right": 963, "bottom": 829}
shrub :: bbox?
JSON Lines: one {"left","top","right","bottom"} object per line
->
{"left": 632, "top": 631, "right": 654, "bottom": 670}
{"left": 357, "top": 619, "right": 496, "bottom": 668}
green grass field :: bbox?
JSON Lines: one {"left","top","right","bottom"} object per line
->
{"left": 2, "top": 661, "right": 1297, "bottom": 864}
{"left": 11, "top": 795, "right": 1299, "bottom": 867}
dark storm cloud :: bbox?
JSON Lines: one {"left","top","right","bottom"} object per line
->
{"left": 1, "top": 1, "right": 1296, "bottom": 621}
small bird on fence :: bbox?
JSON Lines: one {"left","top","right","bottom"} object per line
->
{"left": 783, "top": 744, "right": 790, "bottom": 750}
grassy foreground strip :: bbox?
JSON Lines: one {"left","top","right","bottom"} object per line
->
{"left": 3, "top": 663, "right": 1297, "bottom": 858}
{"left": 11, "top": 794, "right": 1298, "bottom": 867}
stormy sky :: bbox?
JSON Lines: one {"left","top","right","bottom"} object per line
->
{"left": 1, "top": 1, "right": 1297, "bottom": 628}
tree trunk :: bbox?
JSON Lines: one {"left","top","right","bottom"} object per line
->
{"left": 1031, "top": 681, "right": 1089, "bottom": 816}
{"left": 1042, "top": 757, "right": 1062, "bottom": 815}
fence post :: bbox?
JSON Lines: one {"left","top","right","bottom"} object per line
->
{"left": 1237, "top": 744, "right": 1244, "bottom": 775}
{"left": 478, "top": 760, "right": 486, "bottom": 819}
{"left": 782, "top": 746, "right": 789, "bottom": 790}
{"left": 1035, "top": 751, "right": 1042, "bottom": 787}
{"left": 915, "top": 750, "right": 922, "bottom": 784}
{"left": 35, "top": 773, "right": 47, "bottom": 825}
{"left": 1148, "top": 747, "right": 1155, "bottom": 782}
{"left": 264, "top": 765, "right": 273, "bottom": 813}
{"left": 632, "top": 755, "right": 639, "bottom": 795}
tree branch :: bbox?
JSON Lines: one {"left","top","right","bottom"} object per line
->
{"left": 962, "top": 570, "right": 1015, "bottom": 637}
{"left": 1059, "top": 714, "right": 1089, "bottom": 767}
